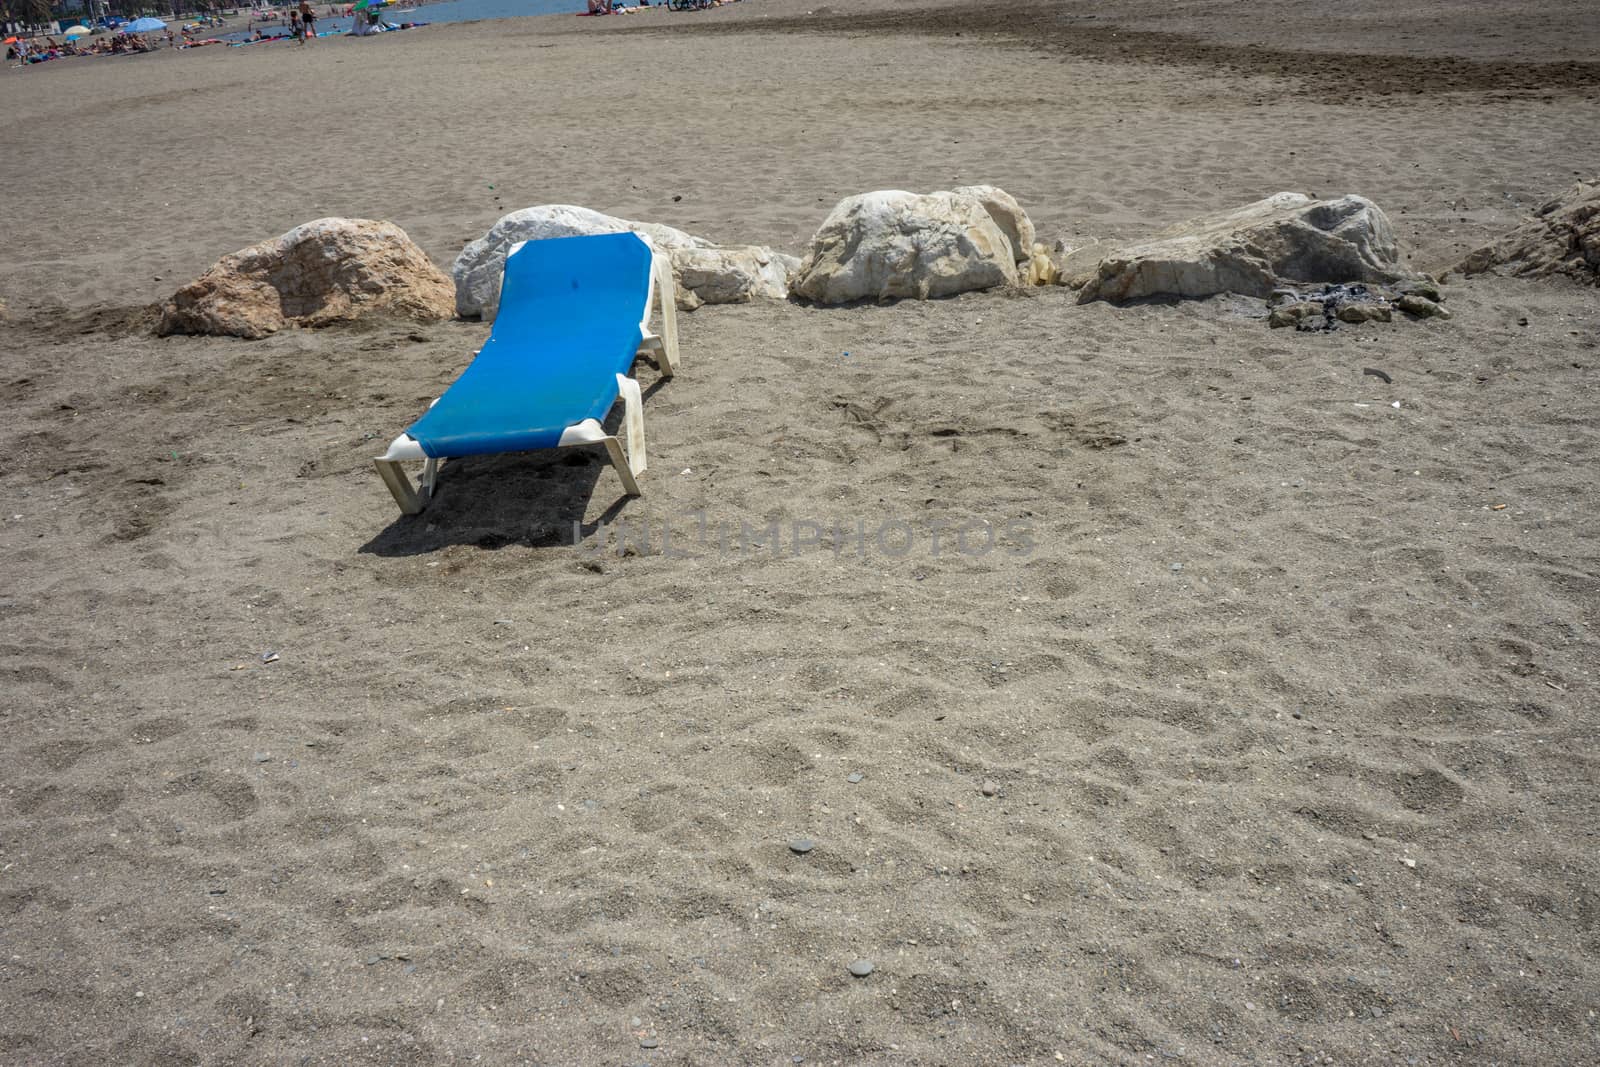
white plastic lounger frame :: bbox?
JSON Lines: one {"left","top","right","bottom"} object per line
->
{"left": 374, "top": 241, "right": 681, "bottom": 516}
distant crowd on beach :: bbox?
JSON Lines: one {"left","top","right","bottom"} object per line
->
{"left": 5, "top": 0, "right": 429, "bottom": 64}
{"left": 584, "top": 0, "right": 740, "bottom": 14}
{"left": 4, "top": 0, "right": 733, "bottom": 65}
{"left": 7, "top": 30, "right": 160, "bottom": 61}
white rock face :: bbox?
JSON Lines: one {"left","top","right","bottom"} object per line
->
{"left": 953, "top": 185, "right": 1036, "bottom": 263}
{"left": 453, "top": 205, "right": 711, "bottom": 319}
{"left": 792, "top": 190, "right": 1019, "bottom": 304}
{"left": 1077, "top": 193, "right": 1411, "bottom": 303}
{"left": 670, "top": 245, "right": 800, "bottom": 306}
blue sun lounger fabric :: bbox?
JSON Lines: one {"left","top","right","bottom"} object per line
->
{"left": 374, "top": 231, "right": 681, "bottom": 514}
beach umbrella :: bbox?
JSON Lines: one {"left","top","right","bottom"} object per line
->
{"left": 63, "top": 26, "right": 91, "bottom": 36}
{"left": 122, "top": 17, "right": 167, "bottom": 32}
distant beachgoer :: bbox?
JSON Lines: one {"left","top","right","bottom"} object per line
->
{"left": 300, "top": 0, "right": 317, "bottom": 40}
{"left": 289, "top": 9, "right": 301, "bottom": 37}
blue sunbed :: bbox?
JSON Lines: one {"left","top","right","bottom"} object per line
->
{"left": 375, "top": 232, "right": 681, "bottom": 514}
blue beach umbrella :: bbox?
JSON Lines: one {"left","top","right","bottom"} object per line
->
{"left": 122, "top": 17, "right": 166, "bottom": 32}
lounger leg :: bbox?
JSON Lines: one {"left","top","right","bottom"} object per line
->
{"left": 651, "top": 252, "right": 681, "bottom": 376}
{"left": 602, "top": 438, "right": 642, "bottom": 497}
{"left": 597, "top": 373, "right": 647, "bottom": 497}
{"left": 617, "top": 374, "right": 646, "bottom": 475}
{"left": 375, "top": 459, "right": 427, "bottom": 515}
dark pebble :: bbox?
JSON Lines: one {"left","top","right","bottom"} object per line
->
{"left": 789, "top": 838, "right": 815, "bottom": 855}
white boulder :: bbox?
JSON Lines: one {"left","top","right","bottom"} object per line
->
{"left": 792, "top": 190, "right": 1019, "bottom": 304}
{"left": 453, "top": 204, "right": 711, "bottom": 320}
{"left": 1076, "top": 192, "right": 1411, "bottom": 303}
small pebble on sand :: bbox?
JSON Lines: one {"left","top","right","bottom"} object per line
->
{"left": 848, "top": 959, "right": 875, "bottom": 977}
{"left": 789, "top": 838, "right": 815, "bottom": 854}
{"left": 980, "top": 780, "right": 999, "bottom": 797}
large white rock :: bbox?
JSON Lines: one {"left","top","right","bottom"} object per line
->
{"left": 1076, "top": 192, "right": 1411, "bottom": 303}
{"left": 792, "top": 190, "right": 1019, "bottom": 304}
{"left": 671, "top": 245, "right": 800, "bottom": 306}
{"left": 453, "top": 204, "right": 712, "bottom": 319}
{"left": 953, "top": 185, "right": 1035, "bottom": 264}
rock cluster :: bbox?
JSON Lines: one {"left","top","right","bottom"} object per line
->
{"left": 1456, "top": 178, "right": 1599, "bottom": 285}
{"left": 152, "top": 180, "right": 1588, "bottom": 345}
{"left": 1267, "top": 279, "right": 1449, "bottom": 330}
{"left": 158, "top": 218, "right": 454, "bottom": 339}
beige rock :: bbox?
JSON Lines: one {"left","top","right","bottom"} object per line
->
{"left": 673, "top": 285, "right": 705, "bottom": 313}
{"left": 158, "top": 218, "right": 453, "bottom": 339}
{"left": 1396, "top": 293, "right": 1452, "bottom": 319}
{"left": 1336, "top": 303, "right": 1392, "bottom": 324}
{"left": 1456, "top": 178, "right": 1599, "bottom": 285}
{"left": 1268, "top": 301, "right": 1325, "bottom": 328}
{"left": 953, "top": 185, "right": 1036, "bottom": 263}
{"left": 1032, "top": 239, "right": 1112, "bottom": 288}
{"left": 793, "top": 190, "right": 1018, "bottom": 304}
{"left": 1025, "top": 243, "right": 1061, "bottom": 286}
{"left": 1077, "top": 193, "right": 1411, "bottom": 304}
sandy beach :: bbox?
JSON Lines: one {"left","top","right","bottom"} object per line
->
{"left": 3, "top": 1, "right": 1599, "bottom": 1063}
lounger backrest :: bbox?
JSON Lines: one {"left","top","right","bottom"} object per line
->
{"left": 492, "top": 231, "right": 656, "bottom": 362}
